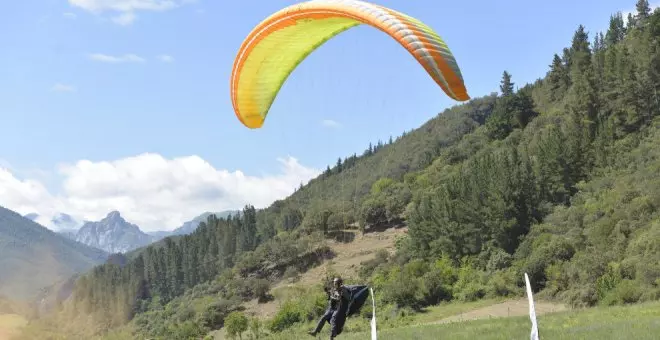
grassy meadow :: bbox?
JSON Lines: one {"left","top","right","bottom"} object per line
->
{"left": 257, "top": 300, "right": 660, "bottom": 340}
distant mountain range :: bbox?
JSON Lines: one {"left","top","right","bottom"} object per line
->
{"left": 25, "top": 210, "right": 239, "bottom": 254}
{"left": 0, "top": 205, "right": 108, "bottom": 300}
{"left": 74, "top": 211, "right": 154, "bottom": 254}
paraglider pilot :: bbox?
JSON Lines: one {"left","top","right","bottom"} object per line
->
{"left": 308, "top": 277, "right": 351, "bottom": 339}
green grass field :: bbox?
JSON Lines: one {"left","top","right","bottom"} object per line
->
{"left": 259, "top": 300, "right": 660, "bottom": 340}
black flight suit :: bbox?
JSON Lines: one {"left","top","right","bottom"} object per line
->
{"left": 311, "top": 285, "right": 351, "bottom": 338}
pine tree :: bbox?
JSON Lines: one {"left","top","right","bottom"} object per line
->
{"left": 486, "top": 102, "right": 512, "bottom": 140}
{"left": 592, "top": 35, "right": 606, "bottom": 90}
{"left": 547, "top": 54, "right": 570, "bottom": 101}
{"left": 605, "top": 13, "right": 626, "bottom": 46}
{"left": 618, "top": 46, "right": 645, "bottom": 131}
{"left": 636, "top": 0, "right": 651, "bottom": 20}
{"left": 500, "top": 71, "right": 514, "bottom": 96}
{"left": 593, "top": 34, "right": 602, "bottom": 52}
{"left": 566, "top": 25, "right": 598, "bottom": 140}
{"left": 627, "top": 12, "right": 637, "bottom": 30}
{"left": 562, "top": 47, "right": 572, "bottom": 70}
{"left": 571, "top": 25, "right": 591, "bottom": 55}
{"left": 512, "top": 90, "right": 537, "bottom": 128}
{"left": 240, "top": 205, "right": 258, "bottom": 252}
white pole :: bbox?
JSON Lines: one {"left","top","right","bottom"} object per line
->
{"left": 370, "top": 287, "right": 377, "bottom": 340}
{"left": 524, "top": 273, "right": 540, "bottom": 340}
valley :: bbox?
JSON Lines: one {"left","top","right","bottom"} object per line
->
{"left": 1, "top": 2, "right": 659, "bottom": 340}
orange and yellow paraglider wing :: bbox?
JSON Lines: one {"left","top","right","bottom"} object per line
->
{"left": 380, "top": 6, "right": 469, "bottom": 101}
{"left": 230, "top": 0, "right": 469, "bottom": 129}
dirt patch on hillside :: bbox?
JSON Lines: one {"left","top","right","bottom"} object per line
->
{"left": 243, "top": 226, "right": 407, "bottom": 319}
{"left": 433, "top": 298, "right": 568, "bottom": 324}
{"left": 286, "top": 227, "right": 405, "bottom": 287}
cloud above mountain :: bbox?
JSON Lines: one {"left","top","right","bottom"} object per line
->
{"left": 0, "top": 153, "right": 319, "bottom": 232}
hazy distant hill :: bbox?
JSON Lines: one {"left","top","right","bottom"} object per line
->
{"left": 0, "top": 205, "right": 108, "bottom": 300}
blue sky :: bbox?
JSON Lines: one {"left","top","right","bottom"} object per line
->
{"left": 0, "top": 0, "right": 649, "bottom": 231}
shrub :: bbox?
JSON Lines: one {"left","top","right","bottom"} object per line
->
{"left": 225, "top": 311, "right": 249, "bottom": 339}
{"left": 196, "top": 299, "right": 239, "bottom": 330}
{"left": 283, "top": 266, "right": 301, "bottom": 283}
{"left": 249, "top": 317, "right": 263, "bottom": 339}
{"left": 250, "top": 279, "right": 271, "bottom": 303}
{"left": 167, "top": 320, "right": 208, "bottom": 339}
{"left": 601, "top": 279, "right": 644, "bottom": 306}
{"left": 268, "top": 300, "right": 304, "bottom": 333}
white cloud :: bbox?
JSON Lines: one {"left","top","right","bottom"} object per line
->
{"left": 157, "top": 54, "right": 174, "bottom": 63}
{"left": 51, "top": 83, "right": 77, "bottom": 93}
{"left": 0, "top": 154, "right": 319, "bottom": 232}
{"left": 63, "top": 12, "right": 77, "bottom": 19}
{"left": 321, "top": 119, "right": 341, "bottom": 128}
{"left": 68, "top": 0, "right": 194, "bottom": 25}
{"left": 112, "top": 12, "right": 136, "bottom": 25}
{"left": 69, "top": 0, "right": 180, "bottom": 12}
{"left": 89, "top": 53, "right": 146, "bottom": 63}
{"left": 0, "top": 167, "right": 57, "bottom": 228}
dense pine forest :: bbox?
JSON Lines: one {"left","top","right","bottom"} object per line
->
{"left": 19, "top": 2, "right": 660, "bottom": 339}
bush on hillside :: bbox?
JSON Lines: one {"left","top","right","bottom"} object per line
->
{"left": 268, "top": 300, "right": 304, "bottom": 333}
{"left": 196, "top": 299, "right": 241, "bottom": 330}
{"left": 225, "top": 311, "right": 249, "bottom": 339}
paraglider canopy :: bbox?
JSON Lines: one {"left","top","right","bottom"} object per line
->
{"left": 345, "top": 284, "right": 370, "bottom": 317}
{"left": 230, "top": 0, "right": 470, "bottom": 129}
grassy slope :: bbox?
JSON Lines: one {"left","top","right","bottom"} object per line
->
{"left": 0, "top": 313, "right": 28, "bottom": 340}
{"left": 255, "top": 300, "right": 659, "bottom": 340}
{"left": 213, "top": 226, "right": 568, "bottom": 340}
{"left": 0, "top": 296, "right": 29, "bottom": 340}
{"left": 339, "top": 301, "right": 660, "bottom": 340}
{"left": 242, "top": 226, "right": 408, "bottom": 320}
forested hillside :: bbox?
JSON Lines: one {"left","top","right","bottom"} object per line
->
{"left": 19, "top": 2, "right": 660, "bottom": 339}
{"left": 283, "top": 95, "right": 496, "bottom": 232}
